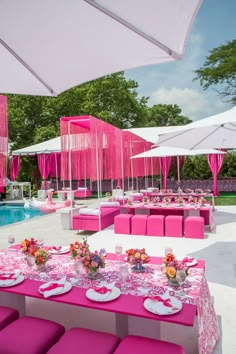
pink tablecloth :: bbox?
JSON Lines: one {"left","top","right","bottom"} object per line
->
{"left": 0, "top": 250, "right": 219, "bottom": 354}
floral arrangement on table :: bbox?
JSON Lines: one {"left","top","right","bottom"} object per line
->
{"left": 21, "top": 238, "right": 39, "bottom": 256}
{"left": 195, "top": 188, "right": 203, "bottom": 194}
{"left": 175, "top": 196, "right": 185, "bottom": 205}
{"left": 127, "top": 197, "right": 133, "bottom": 205}
{"left": 142, "top": 196, "right": 149, "bottom": 204}
{"left": 163, "top": 196, "right": 171, "bottom": 205}
{"left": 159, "top": 189, "right": 166, "bottom": 194}
{"left": 198, "top": 196, "right": 207, "bottom": 206}
{"left": 34, "top": 249, "right": 49, "bottom": 266}
{"left": 184, "top": 188, "right": 193, "bottom": 193}
{"left": 70, "top": 238, "right": 106, "bottom": 275}
{"left": 163, "top": 253, "right": 188, "bottom": 283}
{"left": 126, "top": 248, "right": 150, "bottom": 267}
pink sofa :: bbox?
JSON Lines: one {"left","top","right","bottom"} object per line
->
{"left": 73, "top": 189, "right": 92, "bottom": 198}
{"left": 72, "top": 207, "right": 120, "bottom": 231}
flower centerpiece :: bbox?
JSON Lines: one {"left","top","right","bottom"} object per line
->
{"left": 21, "top": 238, "right": 39, "bottom": 256}
{"left": 126, "top": 248, "right": 150, "bottom": 272}
{"left": 142, "top": 196, "right": 149, "bottom": 205}
{"left": 198, "top": 196, "right": 207, "bottom": 206}
{"left": 163, "top": 196, "right": 171, "bottom": 205}
{"left": 163, "top": 253, "right": 188, "bottom": 286}
{"left": 70, "top": 238, "right": 106, "bottom": 278}
{"left": 34, "top": 249, "right": 49, "bottom": 269}
{"left": 176, "top": 196, "right": 184, "bottom": 206}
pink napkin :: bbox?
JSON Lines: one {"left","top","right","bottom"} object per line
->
{"left": 50, "top": 246, "right": 62, "bottom": 251}
{"left": 145, "top": 295, "right": 173, "bottom": 308}
{"left": 39, "top": 277, "right": 66, "bottom": 298}
{"left": 182, "top": 257, "right": 194, "bottom": 263}
{"left": 40, "top": 283, "right": 64, "bottom": 293}
{"left": 92, "top": 286, "right": 112, "bottom": 295}
{"left": 0, "top": 271, "right": 21, "bottom": 286}
{"left": 0, "top": 273, "right": 17, "bottom": 281}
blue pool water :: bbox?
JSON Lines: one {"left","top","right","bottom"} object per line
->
{"left": 0, "top": 204, "right": 44, "bottom": 227}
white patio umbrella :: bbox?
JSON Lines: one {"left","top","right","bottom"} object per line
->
{"left": 131, "top": 146, "right": 225, "bottom": 184}
{"left": 0, "top": 0, "right": 202, "bottom": 96}
{"left": 156, "top": 106, "right": 236, "bottom": 149}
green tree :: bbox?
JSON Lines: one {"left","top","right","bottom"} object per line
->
{"left": 194, "top": 39, "right": 236, "bottom": 104}
{"left": 145, "top": 104, "right": 192, "bottom": 127}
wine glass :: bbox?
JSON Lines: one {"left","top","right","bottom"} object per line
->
{"left": 175, "top": 270, "right": 187, "bottom": 296}
{"left": 8, "top": 235, "right": 15, "bottom": 250}
{"left": 119, "top": 264, "right": 129, "bottom": 292}
{"left": 115, "top": 244, "right": 123, "bottom": 265}
{"left": 37, "top": 238, "right": 44, "bottom": 248}
{"left": 164, "top": 246, "right": 173, "bottom": 256}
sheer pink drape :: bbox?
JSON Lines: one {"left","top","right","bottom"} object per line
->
{"left": 160, "top": 157, "right": 172, "bottom": 190}
{"left": 0, "top": 96, "right": 8, "bottom": 190}
{"left": 10, "top": 155, "right": 20, "bottom": 181}
{"left": 38, "top": 154, "right": 51, "bottom": 189}
{"left": 49, "top": 153, "right": 61, "bottom": 178}
{"left": 207, "top": 153, "right": 225, "bottom": 196}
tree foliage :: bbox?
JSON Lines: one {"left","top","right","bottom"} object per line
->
{"left": 145, "top": 104, "right": 192, "bottom": 127}
{"left": 194, "top": 39, "right": 236, "bottom": 104}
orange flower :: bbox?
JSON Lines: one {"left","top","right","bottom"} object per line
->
{"left": 165, "top": 253, "right": 175, "bottom": 263}
{"left": 166, "top": 267, "right": 176, "bottom": 278}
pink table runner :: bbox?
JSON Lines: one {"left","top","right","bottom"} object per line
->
{"left": 0, "top": 250, "right": 219, "bottom": 353}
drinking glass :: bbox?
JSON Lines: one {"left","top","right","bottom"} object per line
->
{"left": 37, "top": 239, "right": 44, "bottom": 248}
{"left": 164, "top": 246, "right": 173, "bottom": 256}
{"left": 8, "top": 235, "right": 15, "bottom": 250}
{"left": 176, "top": 270, "right": 187, "bottom": 296}
{"left": 26, "top": 254, "right": 35, "bottom": 279}
{"left": 119, "top": 264, "right": 129, "bottom": 292}
{"left": 115, "top": 244, "right": 123, "bottom": 264}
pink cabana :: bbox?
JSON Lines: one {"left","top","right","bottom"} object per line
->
{"left": 160, "top": 157, "right": 172, "bottom": 190}
{"left": 37, "top": 154, "right": 51, "bottom": 190}
{"left": 0, "top": 96, "right": 8, "bottom": 193}
{"left": 207, "top": 153, "right": 225, "bottom": 196}
{"left": 10, "top": 155, "right": 20, "bottom": 181}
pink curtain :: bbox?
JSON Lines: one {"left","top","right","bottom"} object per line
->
{"left": 0, "top": 96, "right": 8, "bottom": 189}
{"left": 160, "top": 157, "right": 172, "bottom": 190}
{"left": 207, "top": 153, "right": 225, "bottom": 196}
{"left": 10, "top": 155, "right": 20, "bottom": 181}
{"left": 49, "top": 153, "right": 61, "bottom": 178}
{"left": 38, "top": 154, "right": 51, "bottom": 189}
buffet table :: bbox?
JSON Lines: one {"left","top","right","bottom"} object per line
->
{"left": 0, "top": 249, "right": 219, "bottom": 354}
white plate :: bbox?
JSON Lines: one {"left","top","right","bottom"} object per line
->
{"left": 144, "top": 295, "right": 182, "bottom": 315}
{"left": 86, "top": 286, "right": 121, "bottom": 302}
{"left": 181, "top": 257, "right": 198, "bottom": 267}
{"left": 0, "top": 274, "right": 25, "bottom": 287}
{"left": 38, "top": 281, "right": 72, "bottom": 296}
{"left": 48, "top": 246, "right": 70, "bottom": 254}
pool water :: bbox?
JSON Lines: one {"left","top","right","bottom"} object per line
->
{"left": 0, "top": 204, "right": 44, "bottom": 227}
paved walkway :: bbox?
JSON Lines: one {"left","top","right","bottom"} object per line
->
{"left": 0, "top": 202, "right": 236, "bottom": 353}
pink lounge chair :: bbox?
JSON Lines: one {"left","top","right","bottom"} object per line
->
{"left": 72, "top": 207, "right": 120, "bottom": 231}
{"left": 114, "top": 335, "right": 185, "bottom": 354}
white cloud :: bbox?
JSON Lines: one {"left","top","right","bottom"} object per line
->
{"left": 149, "top": 87, "right": 228, "bottom": 121}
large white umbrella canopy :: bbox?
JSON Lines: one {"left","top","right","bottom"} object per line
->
{"left": 12, "top": 137, "right": 61, "bottom": 155}
{"left": 156, "top": 106, "right": 236, "bottom": 149}
{"left": 0, "top": 0, "right": 202, "bottom": 96}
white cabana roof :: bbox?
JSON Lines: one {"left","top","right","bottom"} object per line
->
{"left": 0, "top": 0, "right": 202, "bottom": 96}
{"left": 12, "top": 137, "right": 61, "bottom": 155}
{"left": 124, "top": 126, "right": 185, "bottom": 144}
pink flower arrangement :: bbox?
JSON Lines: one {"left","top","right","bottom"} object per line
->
{"left": 163, "top": 253, "right": 188, "bottom": 279}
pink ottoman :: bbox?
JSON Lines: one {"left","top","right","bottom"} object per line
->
{"left": 114, "top": 335, "right": 185, "bottom": 354}
{"left": 0, "top": 316, "right": 65, "bottom": 354}
{"left": 147, "top": 215, "right": 165, "bottom": 236}
{"left": 0, "top": 306, "right": 19, "bottom": 330}
{"left": 114, "top": 214, "right": 133, "bottom": 234}
{"left": 185, "top": 216, "right": 205, "bottom": 239}
{"left": 131, "top": 215, "right": 148, "bottom": 235}
{"left": 47, "top": 327, "right": 121, "bottom": 354}
{"left": 165, "top": 215, "right": 184, "bottom": 237}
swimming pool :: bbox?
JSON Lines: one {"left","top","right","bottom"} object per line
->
{"left": 0, "top": 204, "right": 45, "bottom": 227}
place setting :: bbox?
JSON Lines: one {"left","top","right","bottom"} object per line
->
{"left": 38, "top": 276, "right": 72, "bottom": 298}
{"left": 143, "top": 291, "right": 183, "bottom": 316}
{"left": 48, "top": 246, "right": 70, "bottom": 255}
{"left": 85, "top": 281, "right": 121, "bottom": 302}
{"left": 0, "top": 270, "right": 25, "bottom": 287}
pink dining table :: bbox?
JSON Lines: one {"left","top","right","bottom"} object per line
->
{"left": 0, "top": 248, "right": 219, "bottom": 354}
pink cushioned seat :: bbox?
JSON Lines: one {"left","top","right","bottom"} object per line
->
{"left": 0, "top": 316, "right": 65, "bottom": 354}
{"left": 165, "top": 215, "right": 183, "bottom": 237}
{"left": 114, "top": 335, "right": 185, "bottom": 354}
{"left": 114, "top": 214, "right": 132, "bottom": 234}
{"left": 47, "top": 327, "right": 121, "bottom": 354}
{"left": 147, "top": 215, "right": 165, "bottom": 236}
{"left": 0, "top": 306, "right": 19, "bottom": 330}
{"left": 131, "top": 215, "right": 148, "bottom": 235}
{"left": 185, "top": 216, "right": 205, "bottom": 239}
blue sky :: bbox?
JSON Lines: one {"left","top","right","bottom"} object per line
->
{"left": 125, "top": 0, "right": 236, "bottom": 121}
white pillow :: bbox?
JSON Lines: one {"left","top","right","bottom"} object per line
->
{"left": 77, "top": 187, "right": 88, "bottom": 190}
{"left": 100, "top": 201, "right": 120, "bottom": 207}
{"left": 130, "top": 193, "right": 143, "bottom": 197}
{"left": 79, "top": 208, "right": 100, "bottom": 215}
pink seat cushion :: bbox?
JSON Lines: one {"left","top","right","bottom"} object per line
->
{"left": 0, "top": 316, "right": 65, "bottom": 354}
{"left": 114, "top": 214, "right": 132, "bottom": 234}
{"left": 131, "top": 215, "right": 148, "bottom": 235}
{"left": 47, "top": 327, "right": 121, "bottom": 354}
{"left": 0, "top": 306, "right": 19, "bottom": 330}
{"left": 185, "top": 216, "right": 204, "bottom": 239}
{"left": 114, "top": 335, "right": 185, "bottom": 354}
{"left": 147, "top": 215, "right": 165, "bottom": 236}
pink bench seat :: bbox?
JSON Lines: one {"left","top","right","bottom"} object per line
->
{"left": 114, "top": 335, "right": 185, "bottom": 354}
{"left": 74, "top": 189, "right": 92, "bottom": 198}
{"left": 47, "top": 327, "right": 121, "bottom": 354}
{"left": 72, "top": 207, "right": 120, "bottom": 231}
{"left": 0, "top": 316, "right": 65, "bottom": 354}
{"left": 0, "top": 306, "right": 19, "bottom": 331}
